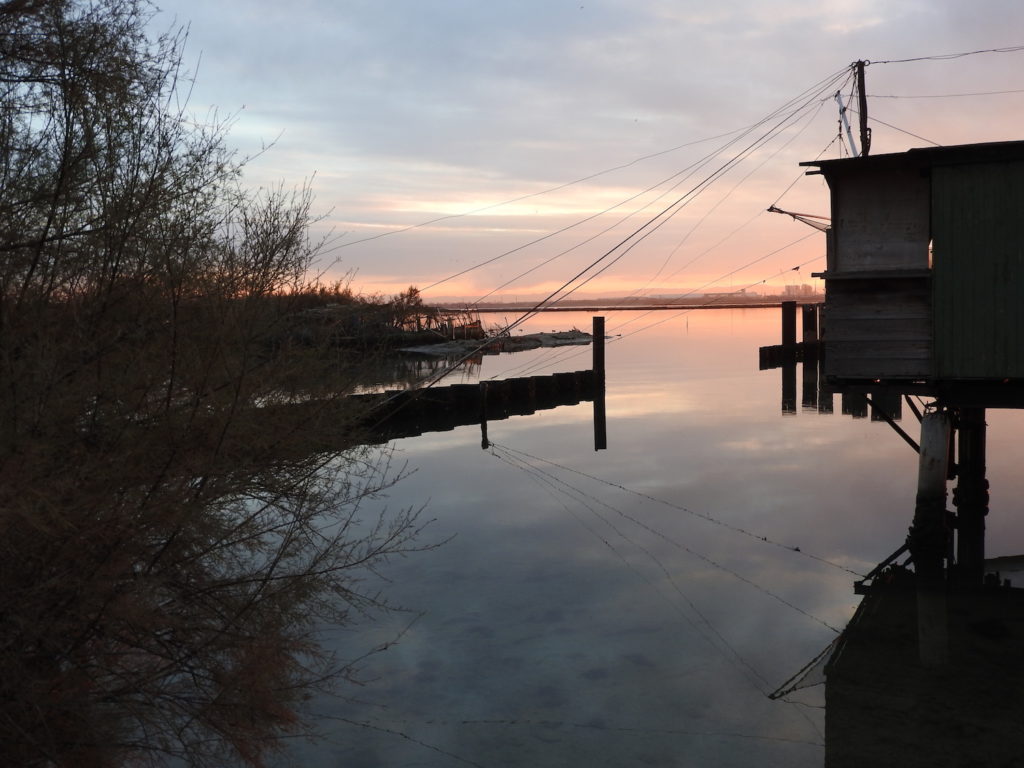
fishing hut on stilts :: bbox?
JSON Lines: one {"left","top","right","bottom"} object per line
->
{"left": 768, "top": 61, "right": 1024, "bottom": 767}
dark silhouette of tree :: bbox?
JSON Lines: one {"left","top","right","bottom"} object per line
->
{"left": 0, "top": 1, "right": 428, "bottom": 765}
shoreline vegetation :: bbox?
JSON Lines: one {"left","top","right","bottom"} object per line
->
{"left": 0, "top": 1, "right": 609, "bottom": 758}
{"left": 1, "top": 4, "right": 438, "bottom": 766}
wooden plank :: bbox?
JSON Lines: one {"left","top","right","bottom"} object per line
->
{"left": 828, "top": 292, "right": 931, "bottom": 314}
{"left": 825, "top": 317, "right": 931, "bottom": 342}
{"left": 827, "top": 339, "right": 931, "bottom": 379}
{"left": 826, "top": 339, "right": 932, "bottom": 356}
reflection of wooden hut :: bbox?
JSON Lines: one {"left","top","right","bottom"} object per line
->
{"left": 824, "top": 575, "right": 1024, "bottom": 768}
{"left": 805, "top": 141, "right": 1024, "bottom": 400}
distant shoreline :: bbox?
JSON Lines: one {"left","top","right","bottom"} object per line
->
{"left": 434, "top": 299, "right": 822, "bottom": 313}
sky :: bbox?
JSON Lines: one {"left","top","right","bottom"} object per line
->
{"left": 157, "top": 1, "right": 1024, "bottom": 302}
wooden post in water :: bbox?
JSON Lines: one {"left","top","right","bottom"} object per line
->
{"left": 801, "top": 304, "right": 820, "bottom": 410}
{"left": 910, "top": 411, "right": 951, "bottom": 667}
{"left": 954, "top": 407, "right": 988, "bottom": 586}
{"left": 782, "top": 301, "right": 797, "bottom": 346}
{"left": 802, "top": 304, "right": 818, "bottom": 343}
{"left": 780, "top": 302, "right": 798, "bottom": 414}
{"left": 593, "top": 315, "right": 607, "bottom": 451}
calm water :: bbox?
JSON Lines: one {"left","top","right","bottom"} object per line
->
{"left": 282, "top": 308, "right": 1024, "bottom": 767}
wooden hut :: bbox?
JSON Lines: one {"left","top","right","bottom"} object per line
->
{"left": 806, "top": 141, "right": 1024, "bottom": 401}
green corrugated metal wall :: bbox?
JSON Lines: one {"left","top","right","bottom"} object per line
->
{"left": 932, "top": 160, "right": 1024, "bottom": 379}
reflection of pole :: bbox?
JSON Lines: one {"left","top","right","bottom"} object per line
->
{"left": 817, "top": 348, "right": 834, "bottom": 414}
{"left": 801, "top": 357, "right": 818, "bottom": 410}
{"left": 593, "top": 316, "right": 607, "bottom": 451}
{"left": 909, "top": 411, "right": 951, "bottom": 666}
{"left": 782, "top": 360, "right": 797, "bottom": 414}
{"left": 480, "top": 380, "right": 490, "bottom": 450}
{"left": 954, "top": 407, "right": 988, "bottom": 586}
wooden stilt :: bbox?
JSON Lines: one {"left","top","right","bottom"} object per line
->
{"left": 954, "top": 407, "right": 988, "bottom": 586}
{"left": 910, "top": 411, "right": 951, "bottom": 667}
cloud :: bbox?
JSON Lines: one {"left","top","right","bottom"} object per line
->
{"left": 163, "top": 0, "right": 1024, "bottom": 299}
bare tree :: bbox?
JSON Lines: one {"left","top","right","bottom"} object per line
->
{"left": 0, "top": 2, "right": 427, "bottom": 765}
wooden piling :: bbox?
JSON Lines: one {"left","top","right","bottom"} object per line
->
{"left": 593, "top": 315, "right": 607, "bottom": 451}
{"left": 911, "top": 411, "right": 951, "bottom": 667}
{"left": 782, "top": 301, "right": 797, "bottom": 346}
{"left": 954, "top": 407, "right": 988, "bottom": 586}
{"left": 802, "top": 304, "right": 818, "bottom": 343}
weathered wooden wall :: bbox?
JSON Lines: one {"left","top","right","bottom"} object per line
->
{"left": 829, "top": 162, "right": 930, "bottom": 273}
{"left": 824, "top": 277, "right": 931, "bottom": 379}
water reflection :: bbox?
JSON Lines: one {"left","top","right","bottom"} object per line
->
{"left": 825, "top": 579, "right": 1024, "bottom": 767}
{"left": 268, "top": 308, "right": 1024, "bottom": 767}
{"left": 352, "top": 350, "right": 481, "bottom": 393}
{"left": 2, "top": 365, "right": 428, "bottom": 765}
{"left": 759, "top": 306, "right": 1024, "bottom": 767}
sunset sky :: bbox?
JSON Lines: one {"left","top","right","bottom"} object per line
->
{"left": 161, "top": 1, "right": 1024, "bottom": 302}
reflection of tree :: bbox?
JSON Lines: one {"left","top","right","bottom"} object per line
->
{"left": 354, "top": 353, "right": 482, "bottom": 392}
{"left": 0, "top": 2, "right": 425, "bottom": 765}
